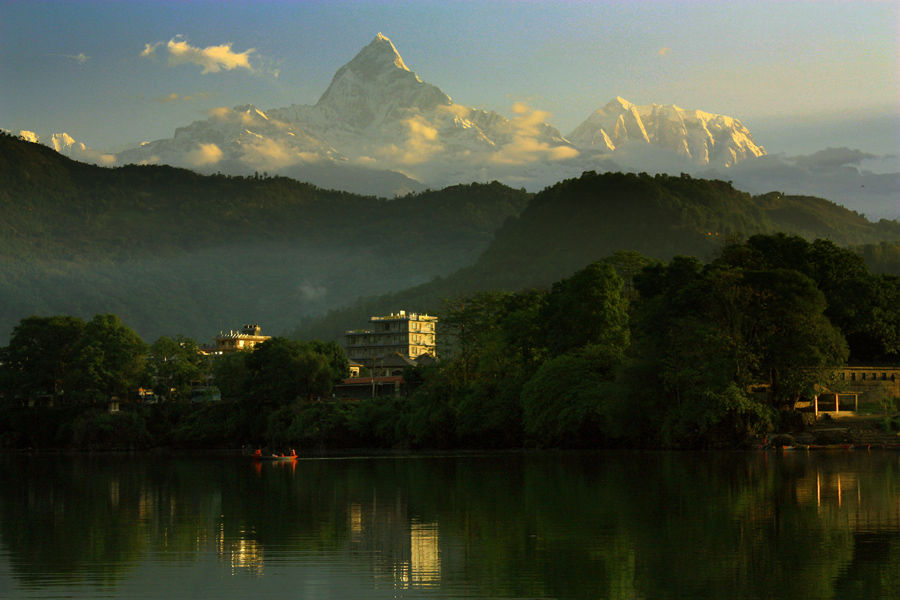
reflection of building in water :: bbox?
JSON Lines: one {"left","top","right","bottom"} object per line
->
{"left": 347, "top": 499, "right": 446, "bottom": 587}
{"left": 217, "top": 530, "right": 264, "bottom": 576}
{"left": 109, "top": 479, "right": 119, "bottom": 507}
{"left": 790, "top": 460, "right": 900, "bottom": 532}
{"left": 409, "top": 520, "right": 440, "bottom": 583}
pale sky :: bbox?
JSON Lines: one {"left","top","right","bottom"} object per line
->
{"left": 1, "top": 0, "right": 898, "bottom": 158}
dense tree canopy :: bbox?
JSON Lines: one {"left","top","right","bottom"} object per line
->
{"left": 243, "top": 337, "right": 337, "bottom": 405}
{"left": 2, "top": 232, "right": 898, "bottom": 451}
{"left": 0, "top": 315, "right": 86, "bottom": 407}
{"left": 0, "top": 313, "right": 149, "bottom": 407}
{"left": 149, "top": 335, "right": 209, "bottom": 402}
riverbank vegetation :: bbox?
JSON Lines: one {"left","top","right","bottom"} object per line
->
{"left": 2, "top": 234, "right": 898, "bottom": 451}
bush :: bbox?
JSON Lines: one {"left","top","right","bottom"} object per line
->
{"left": 347, "top": 397, "right": 409, "bottom": 449}
{"left": 170, "top": 402, "right": 260, "bottom": 448}
{"left": 72, "top": 410, "right": 152, "bottom": 450}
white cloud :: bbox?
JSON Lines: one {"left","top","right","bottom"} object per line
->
{"left": 490, "top": 102, "right": 579, "bottom": 166}
{"left": 436, "top": 104, "right": 472, "bottom": 121}
{"left": 239, "top": 138, "right": 319, "bottom": 171}
{"left": 64, "top": 53, "right": 90, "bottom": 64}
{"left": 205, "top": 105, "right": 273, "bottom": 127}
{"left": 367, "top": 114, "right": 445, "bottom": 170}
{"left": 185, "top": 143, "right": 224, "bottom": 167}
{"left": 157, "top": 93, "right": 197, "bottom": 103}
{"left": 141, "top": 37, "right": 254, "bottom": 74}
{"left": 298, "top": 282, "right": 327, "bottom": 301}
{"left": 140, "top": 42, "right": 160, "bottom": 57}
{"left": 205, "top": 106, "right": 233, "bottom": 119}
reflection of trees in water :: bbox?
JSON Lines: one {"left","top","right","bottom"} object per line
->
{"left": 0, "top": 456, "right": 150, "bottom": 586}
{"left": 2, "top": 453, "right": 900, "bottom": 598}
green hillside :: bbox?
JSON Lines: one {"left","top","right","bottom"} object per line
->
{"left": 295, "top": 171, "right": 900, "bottom": 342}
{"left": 3, "top": 133, "right": 898, "bottom": 347}
{"left": 0, "top": 132, "right": 531, "bottom": 343}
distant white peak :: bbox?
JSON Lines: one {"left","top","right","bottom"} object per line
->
{"left": 607, "top": 97, "right": 634, "bottom": 110}
{"left": 50, "top": 132, "right": 76, "bottom": 150}
{"left": 18, "top": 130, "right": 40, "bottom": 143}
{"left": 234, "top": 105, "right": 269, "bottom": 119}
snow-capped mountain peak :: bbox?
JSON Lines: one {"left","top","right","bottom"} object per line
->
{"left": 102, "top": 38, "right": 767, "bottom": 195}
{"left": 314, "top": 33, "right": 451, "bottom": 131}
{"left": 567, "top": 98, "right": 766, "bottom": 166}
{"left": 17, "top": 130, "right": 40, "bottom": 143}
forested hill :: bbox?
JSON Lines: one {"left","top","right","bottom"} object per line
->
{"left": 0, "top": 132, "right": 528, "bottom": 261}
{"left": 3, "top": 131, "right": 899, "bottom": 346}
{"left": 295, "top": 171, "right": 900, "bottom": 342}
{"left": 474, "top": 171, "right": 900, "bottom": 289}
{"left": 0, "top": 132, "right": 530, "bottom": 343}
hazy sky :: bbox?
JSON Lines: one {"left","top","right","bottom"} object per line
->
{"left": 1, "top": 0, "right": 898, "bottom": 158}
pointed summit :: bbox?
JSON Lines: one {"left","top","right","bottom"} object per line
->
{"left": 315, "top": 34, "right": 451, "bottom": 130}
{"left": 607, "top": 97, "right": 634, "bottom": 111}
{"left": 369, "top": 33, "right": 409, "bottom": 71}
{"left": 319, "top": 33, "right": 411, "bottom": 101}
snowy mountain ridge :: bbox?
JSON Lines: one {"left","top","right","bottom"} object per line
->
{"left": 566, "top": 97, "right": 765, "bottom": 166}
{"left": 24, "top": 34, "right": 768, "bottom": 195}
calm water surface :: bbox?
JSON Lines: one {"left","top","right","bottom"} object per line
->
{"left": 1, "top": 451, "right": 899, "bottom": 599}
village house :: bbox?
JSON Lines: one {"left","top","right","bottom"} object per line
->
{"left": 813, "top": 366, "right": 900, "bottom": 414}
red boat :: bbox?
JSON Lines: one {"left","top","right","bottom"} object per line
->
{"left": 252, "top": 449, "right": 297, "bottom": 461}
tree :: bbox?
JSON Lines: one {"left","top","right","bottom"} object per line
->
{"left": 631, "top": 260, "right": 847, "bottom": 446}
{"left": 149, "top": 335, "right": 209, "bottom": 401}
{"left": 602, "top": 250, "right": 658, "bottom": 304}
{"left": 309, "top": 339, "right": 351, "bottom": 385}
{"left": 521, "top": 344, "right": 625, "bottom": 448}
{"left": 0, "top": 315, "right": 86, "bottom": 407}
{"left": 438, "top": 291, "right": 517, "bottom": 386}
{"left": 243, "top": 337, "right": 333, "bottom": 405}
{"left": 542, "top": 261, "right": 629, "bottom": 357}
{"left": 211, "top": 351, "right": 250, "bottom": 401}
{"left": 64, "top": 314, "right": 149, "bottom": 404}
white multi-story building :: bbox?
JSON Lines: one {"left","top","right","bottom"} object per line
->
{"left": 345, "top": 311, "right": 437, "bottom": 362}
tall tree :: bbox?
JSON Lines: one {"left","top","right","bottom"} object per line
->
{"left": 243, "top": 337, "right": 332, "bottom": 405}
{"left": 149, "top": 335, "right": 208, "bottom": 401}
{"left": 542, "top": 261, "right": 629, "bottom": 358}
{"left": 64, "top": 314, "right": 149, "bottom": 404}
{"left": 0, "top": 315, "right": 86, "bottom": 407}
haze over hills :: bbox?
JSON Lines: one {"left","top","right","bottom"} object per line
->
{"left": 17, "top": 33, "right": 894, "bottom": 220}
{"left": 0, "top": 132, "right": 529, "bottom": 344}
{"left": 291, "top": 169, "right": 900, "bottom": 343}
{"left": 2, "top": 128, "right": 899, "bottom": 346}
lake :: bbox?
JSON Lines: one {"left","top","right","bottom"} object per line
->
{"left": 1, "top": 451, "right": 899, "bottom": 599}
